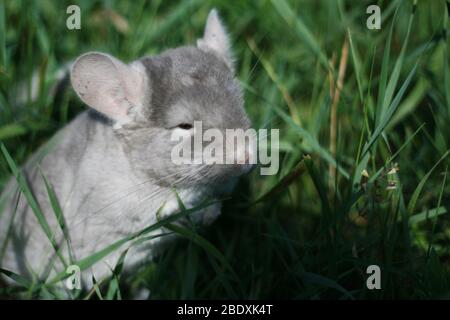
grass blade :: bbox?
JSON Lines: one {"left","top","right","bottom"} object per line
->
{"left": 347, "top": 28, "right": 364, "bottom": 103}
{"left": 0, "top": 268, "right": 32, "bottom": 289}
{"left": 105, "top": 249, "right": 128, "bottom": 300}
{"left": 40, "top": 168, "right": 74, "bottom": 264}
{"left": 272, "top": 104, "right": 350, "bottom": 179}
{"left": 0, "top": 143, "right": 68, "bottom": 268}
{"left": 270, "top": 0, "right": 328, "bottom": 68}
{"left": 0, "top": 0, "right": 5, "bottom": 73}
{"left": 407, "top": 150, "right": 450, "bottom": 215}
{"left": 47, "top": 200, "right": 219, "bottom": 285}
{"left": 0, "top": 124, "right": 28, "bottom": 140}
{"left": 253, "top": 155, "right": 310, "bottom": 204}
{"left": 166, "top": 223, "right": 236, "bottom": 277}
{"left": 362, "top": 62, "right": 418, "bottom": 156}
{"left": 409, "top": 207, "right": 448, "bottom": 225}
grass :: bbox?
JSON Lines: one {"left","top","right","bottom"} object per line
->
{"left": 0, "top": 0, "right": 450, "bottom": 299}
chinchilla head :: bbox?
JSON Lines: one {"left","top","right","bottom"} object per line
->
{"left": 70, "top": 9, "right": 253, "bottom": 191}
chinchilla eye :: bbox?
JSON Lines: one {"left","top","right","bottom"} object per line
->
{"left": 177, "top": 123, "right": 193, "bottom": 130}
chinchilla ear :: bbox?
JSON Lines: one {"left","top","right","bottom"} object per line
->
{"left": 71, "top": 52, "right": 145, "bottom": 124}
{"left": 197, "top": 8, "right": 234, "bottom": 71}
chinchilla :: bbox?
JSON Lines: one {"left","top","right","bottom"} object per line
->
{"left": 0, "top": 9, "right": 253, "bottom": 291}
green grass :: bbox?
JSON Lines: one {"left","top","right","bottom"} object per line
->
{"left": 1, "top": 0, "right": 450, "bottom": 299}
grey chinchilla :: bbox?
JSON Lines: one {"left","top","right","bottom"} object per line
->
{"left": 0, "top": 9, "right": 253, "bottom": 291}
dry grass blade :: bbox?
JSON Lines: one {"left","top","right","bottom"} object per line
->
{"left": 329, "top": 38, "right": 349, "bottom": 192}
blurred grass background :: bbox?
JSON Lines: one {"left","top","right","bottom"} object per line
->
{"left": 1, "top": 0, "right": 450, "bottom": 299}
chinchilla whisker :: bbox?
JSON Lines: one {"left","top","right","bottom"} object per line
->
{"left": 110, "top": 170, "right": 196, "bottom": 220}
{"left": 107, "top": 167, "right": 193, "bottom": 198}
{"left": 71, "top": 167, "right": 198, "bottom": 229}
{"left": 90, "top": 167, "right": 195, "bottom": 216}
{"left": 128, "top": 165, "right": 210, "bottom": 214}
{"left": 121, "top": 166, "right": 204, "bottom": 215}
